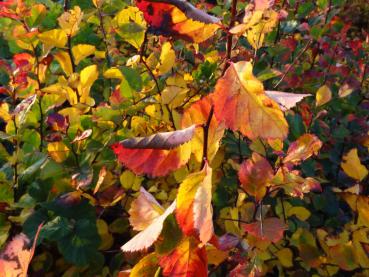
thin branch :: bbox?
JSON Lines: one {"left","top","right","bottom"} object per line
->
{"left": 274, "top": 39, "right": 312, "bottom": 88}
{"left": 201, "top": 105, "right": 214, "bottom": 168}
{"left": 222, "top": 0, "right": 238, "bottom": 75}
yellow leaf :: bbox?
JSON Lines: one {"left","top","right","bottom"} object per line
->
{"left": 0, "top": 103, "right": 11, "bottom": 122}
{"left": 154, "top": 42, "right": 175, "bottom": 76}
{"left": 130, "top": 253, "right": 159, "bottom": 277}
{"left": 341, "top": 148, "right": 368, "bottom": 181}
{"left": 206, "top": 245, "right": 228, "bottom": 266}
{"left": 338, "top": 83, "right": 354, "bottom": 98}
{"left": 316, "top": 85, "right": 332, "bottom": 107}
{"left": 72, "top": 44, "right": 96, "bottom": 65}
{"left": 38, "top": 29, "right": 67, "bottom": 48}
{"left": 78, "top": 64, "right": 99, "bottom": 105}
{"left": 103, "top": 67, "right": 124, "bottom": 80}
{"left": 275, "top": 248, "right": 293, "bottom": 268}
{"left": 58, "top": 6, "right": 83, "bottom": 37}
{"left": 54, "top": 51, "right": 73, "bottom": 76}
{"left": 47, "top": 142, "right": 70, "bottom": 163}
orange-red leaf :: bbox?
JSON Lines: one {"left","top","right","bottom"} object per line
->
{"left": 112, "top": 129, "right": 192, "bottom": 176}
{"left": 283, "top": 134, "right": 323, "bottom": 165}
{"left": 212, "top": 61, "right": 288, "bottom": 140}
{"left": 238, "top": 152, "right": 273, "bottom": 202}
{"left": 159, "top": 237, "right": 207, "bottom": 277}
{"left": 242, "top": 217, "right": 286, "bottom": 243}
{"left": 176, "top": 164, "right": 213, "bottom": 244}
{"left": 181, "top": 96, "right": 224, "bottom": 163}
{"left": 136, "top": 0, "right": 220, "bottom": 43}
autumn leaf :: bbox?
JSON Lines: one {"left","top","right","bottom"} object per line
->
{"left": 129, "top": 187, "right": 165, "bottom": 231}
{"left": 242, "top": 217, "right": 286, "bottom": 243}
{"left": 47, "top": 141, "right": 70, "bottom": 163}
{"left": 159, "top": 237, "right": 207, "bottom": 277}
{"left": 316, "top": 85, "right": 332, "bottom": 107}
{"left": 341, "top": 148, "right": 368, "bottom": 181}
{"left": 212, "top": 61, "right": 288, "bottom": 140}
{"left": 265, "top": 91, "right": 311, "bottom": 111}
{"left": 238, "top": 152, "right": 274, "bottom": 202}
{"left": 130, "top": 253, "right": 159, "bottom": 277}
{"left": 181, "top": 96, "right": 225, "bottom": 164}
{"left": 120, "top": 125, "right": 196, "bottom": 149}
{"left": 72, "top": 44, "right": 96, "bottom": 65}
{"left": 38, "top": 29, "right": 67, "bottom": 48}
{"left": 136, "top": 0, "right": 221, "bottom": 43}
{"left": 154, "top": 42, "right": 175, "bottom": 76}
{"left": 57, "top": 6, "right": 83, "bottom": 37}
{"left": 176, "top": 163, "right": 213, "bottom": 244}
{"left": 121, "top": 200, "right": 176, "bottom": 252}
{"left": 283, "top": 134, "right": 323, "bottom": 165}
{"left": 0, "top": 224, "right": 43, "bottom": 277}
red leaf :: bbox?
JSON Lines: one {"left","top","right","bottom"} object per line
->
{"left": 136, "top": 0, "right": 220, "bottom": 43}
{"left": 242, "top": 217, "right": 286, "bottom": 243}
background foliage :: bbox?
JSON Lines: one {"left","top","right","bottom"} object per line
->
{"left": 0, "top": 0, "right": 368, "bottom": 276}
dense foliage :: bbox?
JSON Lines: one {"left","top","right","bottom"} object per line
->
{"left": 0, "top": 0, "right": 368, "bottom": 276}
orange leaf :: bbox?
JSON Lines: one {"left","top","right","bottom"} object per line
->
{"left": 136, "top": 0, "right": 220, "bottom": 43}
{"left": 159, "top": 237, "right": 207, "bottom": 277}
{"left": 238, "top": 152, "right": 273, "bottom": 202}
{"left": 242, "top": 217, "right": 286, "bottom": 243}
{"left": 176, "top": 164, "right": 214, "bottom": 244}
{"left": 121, "top": 200, "right": 176, "bottom": 252}
{"left": 181, "top": 96, "right": 225, "bottom": 163}
{"left": 283, "top": 134, "right": 323, "bottom": 165}
{"left": 212, "top": 61, "right": 288, "bottom": 140}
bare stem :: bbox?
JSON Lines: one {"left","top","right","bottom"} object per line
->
{"left": 201, "top": 105, "right": 214, "bottom": 168}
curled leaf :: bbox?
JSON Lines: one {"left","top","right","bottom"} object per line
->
{"left": 121, "top": 125, "right": 196, "bottom": 149}
{"left": 283, "top": 134, "right": 323, "bottom": 165}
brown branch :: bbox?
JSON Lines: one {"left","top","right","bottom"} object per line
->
{"left": 222, "top": 0, "right": 238, "bottom": 75}
{"left": 201, "top": 105, "right": 214, "bottom": 168}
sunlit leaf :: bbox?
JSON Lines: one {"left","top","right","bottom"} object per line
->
{"left": 57, "top": 6, "right": 83, "bottom": 37}
{"left": 38, "top": 29, "right": 67, "bottom": 48}
{"left": 283, "top": 134, "right": 323, "bottom": 165}
{"left": 212, "top": 61, "right": 288, "bottom": 139}
{"left": 316, "top": 85, "right": 332, "bottom": 107}
{"left": 72, "top": 44, "right": 96, "bottom": 65}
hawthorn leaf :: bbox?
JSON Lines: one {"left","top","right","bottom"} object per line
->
{"left": 181, "top": 96, "right": 225, "bottom": 164}
{"left": 341, "top": 148, "right": 368, "bottom": 181}
{"left": 136, "top": 0, "right": 220, "bottom": 43}
{"left": 242, "top": 217, "right": 286, "bottom": 243}
{"left": 54, "top": 51, "right": 73, "bottom": 76}
{"left": 265, "top": 91, "right": 310, "bottom": 111}
{"left": 0, "top": 224, "right": 42, "bottom": 277}
{"left": 316, "top": 85, "right": 332, "bottom": 107}
{"left": 71, "top": 129, "right": 92, "bottom": 143}
{"left": 112, "top": 141, "right": 192, "bottom": 177}
{"left": 338, "top": 83, "right": 354, "bottom": 98}
{"left": 129, "top": 187, "right": 165, "bottom": 231}
{"left": 238, "top": 152, "right": 274, "bottom": 202}
{"left": 176, "top": 163, "right": 213, "bottom": 244}
{"left": 47, "top": 141, "right": 70, "bottom": 163}
{"left": 154, "top": 42, "right": 175, "bottom": 76}
{"left": 121, "top": 125, "right": 196, "bottom": 149}
{"left": 159, "top": 237, "right": 207, "bottom": 277}
{"left": 341, "top": 194, "right": 369, "bottom": 227}
{"left": 130, "top": 253, "right": 159, "bottom": 277}
{"left": 121, "top": 200, "right": 176, "bottom": 252}
{"left": 275, "top": 248, "right": 293, "bottom": 268}
{"left": 78, "top": 64, "right": 99, "bottom": 106}
{"left": 72, "top": 44, "right": 96, "bottom": 65}
{"left": 57, "top": 6, "right": 83, "bottom": 37}
{"left": 38, "top": 29, "right": 67, "bottom": 48}
{"left": 113, "top": 6, "right": 147, "bottom": 49}
{"left": 13, "top": 94, "right": 37, "bottom": 125}
{"left": 283, "top": 134, "right": 323, "bottom": 165}
{"left": 212, "top": 61, "right": 288, "bottom": 140}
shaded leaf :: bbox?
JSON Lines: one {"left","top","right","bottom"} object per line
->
{"left": 341, "top": 148, "right": 368, "bottom": 181}
{"left": 242, "top": 217, "right": 286, "bottom": 243}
